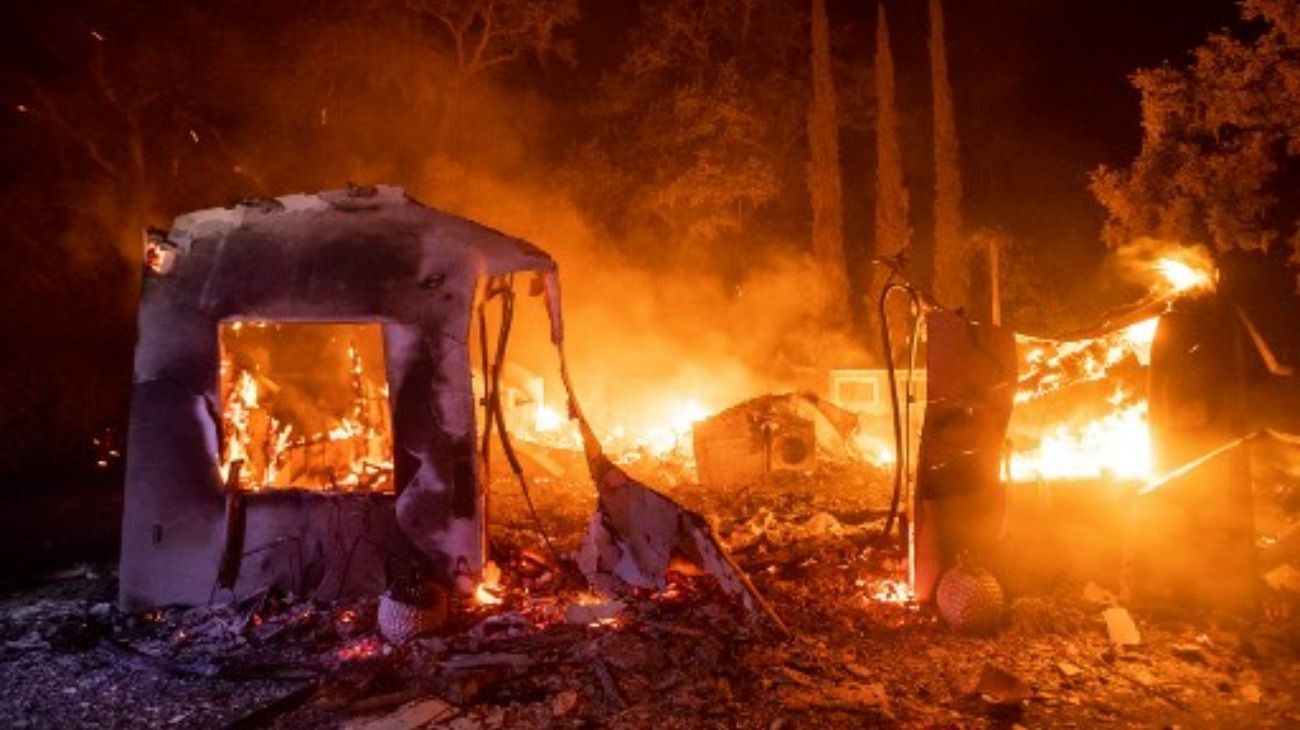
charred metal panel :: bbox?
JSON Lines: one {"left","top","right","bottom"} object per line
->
{"left": 1142, "top": 302, "right": 1256, "bottom": 613}
{"left": 233, "top": 493, "right": 415, "bottom": 601}
{"left": 119, "top": 186, "right": 554, "bottom": 610}
{"left": 914, "top": 310, "right": 1017, "bottom": 602}
{"left": 119, "top": 380, "right": 225, "bottom": 607}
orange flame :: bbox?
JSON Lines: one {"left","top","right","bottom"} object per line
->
{"left": 1008, "top": 249, "right": 1217, "bottom": 484}
{"left": 218, "top": 323, "right": 394, "bottom": 492}
{"left": 1153, "top": 254, "right": 1215, "bottom": 294}
{"left": 474, "top": 561, "right": 504, "bottom": 606}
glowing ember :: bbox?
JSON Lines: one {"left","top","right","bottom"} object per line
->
{"left": 337, "top": 636, "right": 384, "bottom": 662}
{"left": 573, "top": 591, "right": 606, "bottom": 605}
{"left": 863, "top": 578, "right": 913, "bottom": 604}
{"left": 474, "top": 561, "right": 505, "bottom": 606}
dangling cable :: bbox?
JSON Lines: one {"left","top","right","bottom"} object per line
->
{"left": 479, "top": 277, "right": 568, "bottom": 573}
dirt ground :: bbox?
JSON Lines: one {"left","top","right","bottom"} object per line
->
{"left": 2, "top": 464, "right": 1298, "bottom": 729}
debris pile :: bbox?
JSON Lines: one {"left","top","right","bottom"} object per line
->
{"left": 4, "top": 472, "right": 1300, "bottom": 728}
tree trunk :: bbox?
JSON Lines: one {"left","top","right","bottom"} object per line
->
{"left": 807, "top": 0, "right": 850, "bottom": 328}
{"left": 871, "top": 3, "right": 910, "bottom": 356}
{"left": 929, "top": 0, "right": 966, "bottom": 311}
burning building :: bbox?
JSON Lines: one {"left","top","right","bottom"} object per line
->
{"left": 904, "top": 249, "right": 1299, "bottom": 613}
{"left": 119, "top": 185, "right": 557, "bottom": 609}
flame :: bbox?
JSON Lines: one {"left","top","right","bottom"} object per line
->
{"left": 474, "top": 584, "right": 503, "bottom": 606}
{"left": 533, "top": 403, "right": 566, "bottom": 433}
{"left": 218, "top": 323, "right": 394, "bottom": 492}
{"left": 851, "top": 431, "right": 896, "bottom": 466}
{"left": 514, "top": 389, "right": 715, "bottom": 465}
{"left": 1007, "top": 249, "right": 1216, "bottom": 484}
{"left": 474, "top": 561, "right": 504, "bottom": 606}
{"left": 862, "top": 578, "right": 913, "bottom": 604}
{"left": 1016, "top": 316, "right": 1159, "bottom": 405}
{"left": 1012, "top": 317, "right": 1159, "bottom": 483}
{"left": 1153, "top": 254, "right": 1214, "bottom": 294}
{"left": 1011, "top": 389, "right": 1152, "bottom": 481}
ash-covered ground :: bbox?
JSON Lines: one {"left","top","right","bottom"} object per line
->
{"left": 2, "top": 463, "right": 1298, "bottom": 729}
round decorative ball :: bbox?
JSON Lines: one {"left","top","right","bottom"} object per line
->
{"left": 377, "top": 591, "right": 446, "bottom": 644}
{"left": 377, "top": 593, "right": 421, "bottom": 644}
{"left": 936, "top": 565, "right": 1005, "bottom": 634}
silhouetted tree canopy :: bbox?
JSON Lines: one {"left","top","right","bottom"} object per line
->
{"left": 1092, "top": 0, "right": 1300, "bottom": 257}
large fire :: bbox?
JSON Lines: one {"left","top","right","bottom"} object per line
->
{"left": 495, "top": 254, "right": 1216, "bottom": 494}
{"left": 516, "top": 392, "right": 714, "bottom": 464}
{"left": 1153, "top": 254, "right": 1215, "bottom": 295}
{"left": 1008, "top": 253, "right": 1215, "bottom": 483}
{"left": 214, "top": 254, "right": 1212, "bottom": 497}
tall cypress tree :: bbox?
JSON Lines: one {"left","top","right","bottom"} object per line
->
{"left": 808, "top": 0, "right": 850, "bottom": 327}
{"left": 871, "top": 2, "right": 910, "bottom": 351}
{"left": 929, "top": 0, "right": 966, "bottom": 310}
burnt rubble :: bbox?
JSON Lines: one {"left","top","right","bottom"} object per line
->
{"left": 4, "top": 470, "right": 1299, "bottom": 729}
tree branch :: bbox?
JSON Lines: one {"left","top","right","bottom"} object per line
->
{"left": 467, "top": 0, "right": 498, "bottom": 74}
{"left": 20, "top": 77, "right": 121, "bottom": 180}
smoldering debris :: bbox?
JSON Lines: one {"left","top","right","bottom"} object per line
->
{"left": 5, "top": 476, "right": 1300, "bottom": 729}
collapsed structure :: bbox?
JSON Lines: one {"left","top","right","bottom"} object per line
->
{"left": 119, "top": 184, "right": 1298, "bottom": 626}
{"left": 119, "top": 186, "right": 556, "bottom": 609}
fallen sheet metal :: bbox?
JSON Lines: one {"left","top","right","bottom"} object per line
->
{"left": 538, "top": 276, "right": 786, "bottom": 634}
{"left": 575, "top": 418, "right": 789, "bottom": 635}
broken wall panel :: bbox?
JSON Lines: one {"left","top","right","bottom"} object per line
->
{"left": 1141, "top": 303, "right": 1257, "bottom": 613}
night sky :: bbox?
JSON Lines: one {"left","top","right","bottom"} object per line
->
{"left": 939, "top": 0, "right": 1241, "bottom": 261}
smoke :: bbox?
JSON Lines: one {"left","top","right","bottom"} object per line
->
{"left": 2, "top": 0, "right": 874, "bottom": 469}
{"left": 411, "top": 160, "right": 868, "bottom": 436}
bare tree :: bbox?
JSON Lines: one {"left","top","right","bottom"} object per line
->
{"left": 407, "top": 0, "right": 579, "bottom": 78}
{"left": 406, "top": 0, "right": 579, "bottom": 151}
{"left": 7, "top": 8, "right": 258, "bottom": 256}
